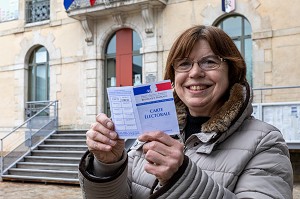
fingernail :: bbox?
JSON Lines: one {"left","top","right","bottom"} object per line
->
{"left": 110, "top": 139, "right": 117, "bottom": 146}
{"left": 110, "top": 132, "right": 117, "bottom": 139}
{"left": 107, "top": 121, "right": 113, "bottom": 129}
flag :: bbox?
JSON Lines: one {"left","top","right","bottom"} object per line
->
{"left": 156, "top": 82, "right": 172, "bottom": 92}
{"left": 133, "top": 85, "right": 151, "bottom": 96}
{"left": 222, "top": 0, "right": 235, "bottom": 13}
{"left": 90, "top": 0, "right": 96, "bottom": 6}
{"left": 64, "top": 0, "right": 74, "bottom": 10}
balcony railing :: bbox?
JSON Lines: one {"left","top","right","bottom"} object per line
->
{"left": 66, "top": 0, "right": 167, "bottom": 44}
{"left": 67, "top": 0, "right": 131, "bottom": 11}
{"left": 25, "top": 0, "right": 50, "bottom": 23}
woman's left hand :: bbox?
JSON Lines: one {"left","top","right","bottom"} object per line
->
{"left": 138, "top": 131, "right": 184, "bottom": 185}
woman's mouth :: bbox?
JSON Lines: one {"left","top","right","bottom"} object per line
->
{"left": 189, "top": 85, "right": 208, "bottom": 91}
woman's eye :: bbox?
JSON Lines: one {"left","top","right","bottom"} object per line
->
{"left": 179, "top": 61, "right": 191, "bottom": 66}
{"left": 204, "top": 59, "right": 217, "bottom": 64}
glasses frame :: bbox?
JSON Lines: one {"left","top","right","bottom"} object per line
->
{"left": 173, "top": 55, "right": 226, "bottom": 73}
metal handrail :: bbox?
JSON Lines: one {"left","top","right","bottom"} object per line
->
{"left": 253, "top": 85, "right": 300, "bottom": 91}
{"left": 1, "top": 101, "right": 57, "bottom": 141}
{"left": 253, "top": 85, "right": 300, "bottom": 103}
{"left": 0, "top": 100, "right": 58, "bottom": 175}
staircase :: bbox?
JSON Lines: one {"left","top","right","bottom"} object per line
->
{"left": 1, "top": 130, "right": 87, "bottom": 184}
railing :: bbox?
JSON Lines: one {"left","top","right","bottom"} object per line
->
{"left": 253, "top": 85, "right": 300, "bottom": 103}
{"left": 25, "top": 0, "right": 50, "bottom": 23}
{"left": 0, "top": 100, "right": 58, "bottom": 176}
{"left": 67, "top": 0, "right": 130, "bottom": 10}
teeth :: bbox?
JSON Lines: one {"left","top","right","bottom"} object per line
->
{"left": 190, "top": 85, "right": 206, "bottom": 91}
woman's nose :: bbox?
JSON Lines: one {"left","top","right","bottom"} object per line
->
{"left": 189, "top": 62, "right": 205, "bottom": 78}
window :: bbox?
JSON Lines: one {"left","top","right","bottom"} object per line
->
{"left": 104, "top": 29, "right": 143, "bottom": 115}
{"left": 216, "top": 15, "right": 253, "bottom": 86}
{"left": 28, "top": 46, "right": 49, "bottom": 102}
{"left": 25, "top": 0, "right": 50, "bottom": 23}
{"left": 0, "top": 0, "right": 19, "bottom": 23}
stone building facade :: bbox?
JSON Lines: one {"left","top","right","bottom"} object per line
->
{"left": 0, "top": 0, "right": 300, "bottom": 132}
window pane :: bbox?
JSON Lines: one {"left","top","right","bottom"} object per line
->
{"left": 36, "top": 64, "right": 47, "bottom": 101}
{"left": 107, "top": 34, "right": 116, "bottom": 54}
{"left": 28, "top": 66, "right": 35, "bottom": 101}
{"left": 245, "top": 38, "right": 253, "bottom": 86}
{"left": 133, "top": 55, "right": 142, "bottom": 85}
{"left": 107, "top": 58, "right": 116, "bottom": 87}
{"left": 28, "top": 47, "right": 49, "bottom": 102}
{"left": 133, "top": 31, "right": 142, "bottom": 51}
{"left": 233, "top": 40, "right": 241, "bottom": 52}
{"left": 244, "top": 19, "right": 251, "bottom": 35}
{"left": 222, "top": 16, "right": 242, "bottom": 37}
{"left": 36, "top": 50, "right": 47, "bottom": 63}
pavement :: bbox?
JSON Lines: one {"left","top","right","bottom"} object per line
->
{"left": 0, "top": 181, "right": 82, "bottom": 199}
{"left": 0, "top": 181, "right": 299, "bottom": 198}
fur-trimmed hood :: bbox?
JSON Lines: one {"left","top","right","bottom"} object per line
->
{"left": 175, "top": 82, "right": 253, "bottom": 135}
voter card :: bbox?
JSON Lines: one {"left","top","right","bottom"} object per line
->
{"left": 107, "top": 80, "right": 179, "bottom": 139}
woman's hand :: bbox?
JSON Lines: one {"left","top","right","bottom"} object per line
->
{"left": 86, "top": 113, "right": 125, "bottom": 164}
{"left": 138, "top": 131, "right": 184, "bottom": 185}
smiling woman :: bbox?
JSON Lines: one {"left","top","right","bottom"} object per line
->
{"left": 79, "top": 25, "right": 293, "bottom": 199}
{"left": 172, "top": 39, "right": 229, "bottom": 117}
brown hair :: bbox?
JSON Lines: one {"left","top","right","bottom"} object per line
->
{"left": 164, "top": 25, "right": 247, "bottom": 88}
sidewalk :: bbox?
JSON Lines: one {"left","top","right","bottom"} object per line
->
{"left": 0, "top": 181, "right": 82, "bottom": 199}
{"left": 0, "top": 181, "right": 299, "bottom": 198}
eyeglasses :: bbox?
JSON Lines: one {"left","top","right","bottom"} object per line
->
{"left": 173, "top": 55, "right": 226, "bottom": 73}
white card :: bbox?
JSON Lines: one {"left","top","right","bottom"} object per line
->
{"left": 107, "top": 80, "right": 180, "bottom": 139}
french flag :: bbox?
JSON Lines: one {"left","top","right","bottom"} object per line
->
{"left": 64, "top": 0, "right": 74, "bottom": 10}
{"left": 222, "top": 0, "right": 235, "bottom": 13}
{"left": 133, "top": 85, "right": 151, "bottom": 95}
{"left": 90, "top": 0, "right": 96, "bottom": 6}
{"left": 156, "top": 81, "right": 172, "bottom": 91}
{"left": 133, "top": 81, "right": 172, "bottom": 95}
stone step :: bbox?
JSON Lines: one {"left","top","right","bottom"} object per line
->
{"left": 24, "top": 156, "right": 81, "bottom": 164}
{"left": 31, "top": 150, "right": 86, "bottom": 157}
{"left": 2, "top": 130, "right": 87, "bottom": 185}
{"left": 1, "top": 174, "right": 79, "bottom": 184}
{"left": 37, "top": 145, "right": 87, "bottom": 151}
{"left": 50, "top": 134, "right": 86, "bottom": 139}
{"left": 44, "top": 139, "right": 86, "bottom": 145}
{"left": 55, "top": 130, "right": 86, "bottom": 134}
{"left": 8, "top": 168, "right": 78, "bottom": 179}
{"left": 16, "top": 162, "right": 78, "bottom": 171}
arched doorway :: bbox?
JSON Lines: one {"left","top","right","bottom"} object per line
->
{"left": 104, "top": 28, "right": 143, "bottom": 115}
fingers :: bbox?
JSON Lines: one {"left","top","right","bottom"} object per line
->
{"left": 90, "top": 113, "right": 118, "bottom": 140}
{"left": 138, "top": 131, "right": 182, "bottom": 149}
{"left": 86, "top": 113, "right": 119, "bottom": 152}
{"left": 143, "top": 149, "right": 180, "bottom": 186}
{"left": 138, "top": 131, "right": 184, "bottom": 184}
{"left": 143, "top": 140, "right": 169, "bottom": 156}
{"left": 96, "top": 113, "right": 114, "bottom": 131}
{"left": 86, "top": 129, "right": 117, "bottom": 147}
{"left": 86, "top": 135, "right": 113, "bottom": 152}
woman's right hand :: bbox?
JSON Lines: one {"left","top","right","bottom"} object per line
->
{"left": 86, "top": 113, "right": 125, "bottom": 164}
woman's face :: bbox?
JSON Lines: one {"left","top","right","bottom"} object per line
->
{"left": 174, "top": 39, "right": 229, "bottom": 117}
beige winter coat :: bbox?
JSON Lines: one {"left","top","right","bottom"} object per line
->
{"left": 79, "top": 83, "right": 293, "bottom": 198}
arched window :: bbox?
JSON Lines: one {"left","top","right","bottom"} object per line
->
{"left": 28, "top": 46, "right": 49, "bottom": 101}
{"left": 104, "top": 29, "right": 142, "bottom": 115}
{"left": 216, "top": 15, "right": 253, "bottom": 86}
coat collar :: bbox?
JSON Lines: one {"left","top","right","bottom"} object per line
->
{"left": 175, "top": 82, "right": 252, "bottom": 140}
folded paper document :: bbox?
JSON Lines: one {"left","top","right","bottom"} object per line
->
{"left": 107, "top": 80, "right": 180, "bottom": 139}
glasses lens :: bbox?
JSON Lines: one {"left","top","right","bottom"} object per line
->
{"left": 200, "top": 55, "right": 221, "bottom": 70}
{"left": 174, "top": 58, "right": 192, "bottom": 72}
